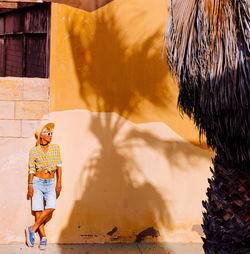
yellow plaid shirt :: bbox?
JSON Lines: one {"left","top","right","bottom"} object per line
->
{"left": 29, "top": 144, "right": 62, "bottom": 174}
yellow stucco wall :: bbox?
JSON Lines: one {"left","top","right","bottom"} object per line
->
{"left": 0, "top": 0, "right": 213, "bottom": 244}
{"left": 46, "top": 0, "right": 212, "bottom": 244}
{"left": 50, "top": 0, "right": 206, "bottom": 146}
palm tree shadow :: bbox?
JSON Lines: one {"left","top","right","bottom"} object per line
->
{"left": 124, "top": 129, "right": 212, "bottom": 172}
{"left": 59, "top": 113, "right": 173, "bottom": 245}
{"left": 58, "top": 5, "right": 205, "bottom": 250}
{"left": 67, "top": 9, "right": 172, "bottom": 116}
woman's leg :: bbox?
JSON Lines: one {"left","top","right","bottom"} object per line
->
{"left": 31, "top": 180, "right": 56, "bottom": 233}
{"left": 35, "top": 211, "right": 46, "bottom": 238}
{"left": 31, "top": 209, "right": 54, "bottom": 232}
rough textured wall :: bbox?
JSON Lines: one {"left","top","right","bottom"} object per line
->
{"left": 50, "top": 0, "right": 205, "bottom": 146}
{"left": 48, "top": 0, "right": 212, "bottom": 244}
{"left": 0, "top": 0, "right": 213, "bottom": 245}
{"left": 0, "top": 109, "right": 212, "bottom": 244}
{"left": 46, "top": 110, "right": 213, "bottom": 244}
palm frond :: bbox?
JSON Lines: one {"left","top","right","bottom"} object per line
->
{"left": 165, "top": 0, "right": 250, "bottom": 166}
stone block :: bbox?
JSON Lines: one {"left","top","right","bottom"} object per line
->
{"left": 0, "top": 120, "right": 21, "bottom": 137}
{"left": 0, "top": 79, "right": 23, "bottom": 100}
{"left": 15, "top": 101, "right": 49, "bottom": 120}
{"left": 21, "top": 120, "right": 41, "bottom": 138}
{"left": 0, "top": 101, "right": 15, "bottom": 119}
{"left": 23, "top": 78, "right": 49, "bottom": 101}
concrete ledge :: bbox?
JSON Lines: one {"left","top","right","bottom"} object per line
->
{"left": 0, "top": 243, "right": 204, "bottom": 254}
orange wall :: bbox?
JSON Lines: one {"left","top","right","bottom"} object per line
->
{"left": 0, "top": 0, "right": 213, "bottom": 245}
{"left": 46, "top": 0, "right": 213, "bottom": 244}
{"left": 50, "top": 0, "right": 205, "bottom": 146}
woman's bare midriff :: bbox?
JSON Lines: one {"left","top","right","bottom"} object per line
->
{"left": 35, "top": 170, "right": 55, "bottom": 179}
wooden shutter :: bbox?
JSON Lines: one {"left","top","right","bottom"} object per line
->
{"left": 5, "top": 35, "right": 23, "bottom": 77}
{"left": 26, "top": 34, "right": 47, "bottom": 78}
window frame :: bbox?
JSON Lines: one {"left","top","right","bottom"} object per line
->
{"left": 0, "top": 3, "right": 51, "bottom": 78}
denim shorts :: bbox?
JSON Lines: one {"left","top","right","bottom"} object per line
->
{"left": 32, "top": 176, "right": 56, "bottom": 211}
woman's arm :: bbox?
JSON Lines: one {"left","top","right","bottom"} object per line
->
{"left": 56, "top": 166, "right": 62, "bottom": 196}
{"left": 27, "top": 173, "right": 34, "bottom": 198}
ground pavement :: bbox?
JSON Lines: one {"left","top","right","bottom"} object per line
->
{"left": 0, "top": 243, "right": 203, "bottom": 254}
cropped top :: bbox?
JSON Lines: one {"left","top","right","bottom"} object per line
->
{"left": 29, "top": 144, "right": 62, "bottom": 174}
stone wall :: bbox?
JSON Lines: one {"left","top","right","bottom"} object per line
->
{"left": 0, "top": 78, "right": 49, "bottom": 138}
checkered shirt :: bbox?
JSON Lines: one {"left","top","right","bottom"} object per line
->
{"left": 29, "top": 144, "right": 62, "bottom": 174}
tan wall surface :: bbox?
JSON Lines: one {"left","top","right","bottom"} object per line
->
{"left": 0, "top": 0, "right": 213, "bottom": 245}
{"left": 0, "top": 110, "right": 212, "bottom": 244}
{"left": 47, "top": 0, "right": 212, "bottom": 244}
{"left": 0, "top": 77, "right": 49, "bottom": 244}
{"left": 48, "top": 110, "right": 212, "bottom": 244}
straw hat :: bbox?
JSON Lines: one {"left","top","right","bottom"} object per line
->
{"left": 35, "top": 122, "right": 55, "bottom": 146}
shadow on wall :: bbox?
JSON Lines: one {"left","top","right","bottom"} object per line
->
{"left": 57, "top": 4, "right": 209, "bottom": 248}
{"left": 59, "top": 112, "right": 173, "bottom": 245}
{"left": 67, "top": 7, "right": 172, "bottom": 117}
{"left": 58, "top": 111, "right": 211, "bottom": 246}
{"left": 125, "top": 129, "right": 211, "bottom": 172}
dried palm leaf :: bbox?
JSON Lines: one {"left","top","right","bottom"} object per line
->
{"left": 165, "top": 0, "right": 250, "bottom": 166}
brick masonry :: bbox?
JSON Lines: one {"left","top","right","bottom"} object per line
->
{"left": 0, "top": 78, "right": 49, "bottom": 138}
{"left": 15, "top": 101, "right": 49, "bottom": 120}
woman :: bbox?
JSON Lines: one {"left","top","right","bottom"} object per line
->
{"left": 25, "top": 122, "right": 62, "bottom": 250}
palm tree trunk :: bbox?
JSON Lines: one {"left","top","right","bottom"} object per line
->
{"left": 202, "top": 155, "right": 250, "bottom": 254}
